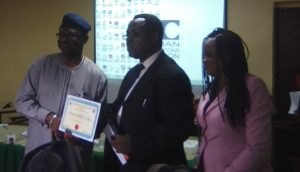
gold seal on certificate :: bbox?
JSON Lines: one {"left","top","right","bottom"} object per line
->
{"left": 59, "top": 95, "right": 101, "bottom": 142}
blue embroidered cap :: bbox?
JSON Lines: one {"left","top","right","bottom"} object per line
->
{"left": 61, "top": 13, "right": 91, "bottom": 34}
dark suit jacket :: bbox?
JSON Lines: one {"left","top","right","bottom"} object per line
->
{"left": 103, "top": 51, "right": 194, "bottom": 172}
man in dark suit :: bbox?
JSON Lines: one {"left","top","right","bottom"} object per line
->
{"left": 103, "top": 13, "right": 194, "bottom": 172}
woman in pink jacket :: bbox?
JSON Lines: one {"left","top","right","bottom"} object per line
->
{"left": 196, "top": 28, "right": 275, "bottom": 172}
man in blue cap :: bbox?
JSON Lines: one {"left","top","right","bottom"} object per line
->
{"left": 15, "top": 12, "right": 107, "bottom": 169}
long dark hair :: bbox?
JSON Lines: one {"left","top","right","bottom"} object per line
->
{"left": 202, "top": 28, "right": 250, "bottom": 129}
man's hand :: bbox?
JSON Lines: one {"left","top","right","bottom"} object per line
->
{"left": 46, "top": 113, "right": 62, "bottom": 137}
{"left": 64, "top": 128, "right": 78, "bottom": 144}
{"left": 111, "top": 134, "right": 131, "bottom": 154}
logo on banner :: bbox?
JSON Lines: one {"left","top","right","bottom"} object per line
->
{"left": 162, "top": 20, "right": 180, "bottom": 59}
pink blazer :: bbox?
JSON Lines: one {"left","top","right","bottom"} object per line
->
{"left": 196, "top": 74, "right": 275, "bottom": 172}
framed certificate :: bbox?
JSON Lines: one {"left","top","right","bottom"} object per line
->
{"left": 59, "top": 95, "right": 101, "bottom": 142}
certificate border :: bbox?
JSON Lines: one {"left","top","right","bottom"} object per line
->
{"left": 59, "top": 95, "right": 101, "bottom": 142}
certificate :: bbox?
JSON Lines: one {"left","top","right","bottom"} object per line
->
{"left": 59, "top": 95, "right": 101, "bottom": 142}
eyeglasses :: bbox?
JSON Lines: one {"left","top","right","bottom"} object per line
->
{"left": 55, "top": 33, "right": 82, "bottom": 39}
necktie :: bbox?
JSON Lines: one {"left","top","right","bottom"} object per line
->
{"left": 117, "top": 63, "right": 144, "bottom": 125}
{"left": 132, "top": 63, "right": 145, "bottom": 80}
{"left": 126, "top": 63, "right": 145, "bottom": 89}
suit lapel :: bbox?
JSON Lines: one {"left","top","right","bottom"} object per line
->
{"left": 204, "top": 88, "right": 226, "bottom": 115}
{"left": 125, "top": 52, "right": 165, "bottom": 102}
{"left": 117, "top": 64, "right": 145, "bottom": 103}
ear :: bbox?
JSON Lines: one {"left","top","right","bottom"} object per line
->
{"left": 151, "top": 32, "right": 159, "bottom": 43}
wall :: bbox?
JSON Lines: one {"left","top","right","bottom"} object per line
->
{"left": 0, "top": 0, "right": 288, "bottom": 106}
{"left": 0, "top": 0, "right": 94, "bottom": 106}
{"left": 228, "top": 0, "right": 274, "bottom": 91}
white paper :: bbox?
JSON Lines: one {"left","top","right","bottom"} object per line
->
{"left": 103, "top": 124, "right": 127, "bottom": 165}
{"left": 59, "top": 95, "right": 101, "bottom": 142}
{"left": 288, "top": 91, "right": 300, "bottom": 114}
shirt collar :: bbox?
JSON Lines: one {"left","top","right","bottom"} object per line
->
{"left": 141, "top": 49, "right": 162, "bottom": 69}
